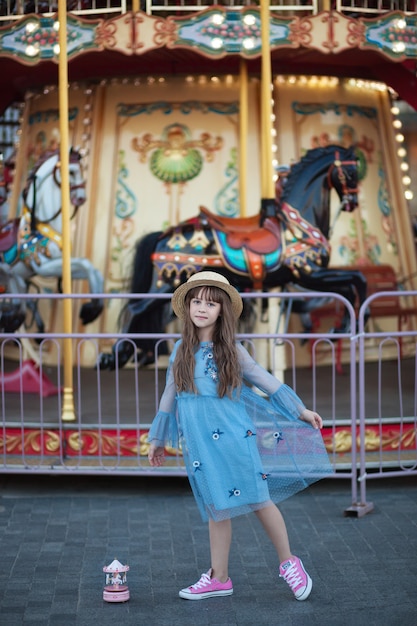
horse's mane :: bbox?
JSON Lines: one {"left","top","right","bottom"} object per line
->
{"left": 281, "top": 144, "right": 352, "bottom": 201}
{"left": 27, "top": 147, "right": 81, "bottom": 180}
{"left": 22, "top": 148, "right": 82, "bottom": 202}
{"left": 29, "top": 149, "right": 60, "bottom": 175}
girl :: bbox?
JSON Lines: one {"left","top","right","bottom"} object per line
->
{"left": 148, "top": 271, "right": 333, "bottom": 601}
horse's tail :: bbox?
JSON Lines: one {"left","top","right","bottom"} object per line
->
{"left": 129, "top": 231, "right": 162, "bottom": 297}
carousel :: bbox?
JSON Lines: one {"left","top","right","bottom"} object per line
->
{"left": 0, "top": 1, "right": 416, "bottom": 470}
{"left": 0, "top": 2, "right": 416, "bottom": 352}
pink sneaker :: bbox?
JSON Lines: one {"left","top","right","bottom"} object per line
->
{"left": 279, "top": 556, "right": 312, "bottom": 601}
{"left": 179, "top": 568, "right": 233, "bottom": 600}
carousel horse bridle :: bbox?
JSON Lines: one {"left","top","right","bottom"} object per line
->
{"left": 22, "top": 150, "right": 85, "bottom": 232}
{"left": 327, "top": 150, "right": 359, "bottom": 210}
{"left": 326, "top": 150, "right": 359, "bottom": 239}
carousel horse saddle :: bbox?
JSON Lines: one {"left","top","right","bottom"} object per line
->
{"left": 199, "top": 206, "right": 281, "bottom": 255}
{"left": 200, "top": 205, "right": 260, "bottom": 232}
{"left": 0, "top": 218, "right": 19, "bottom": 252}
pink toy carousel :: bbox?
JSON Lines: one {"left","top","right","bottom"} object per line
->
{"left": 103, "top": 559, "right": 130, "bottom": 602}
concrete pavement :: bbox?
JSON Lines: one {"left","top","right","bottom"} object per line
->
{"left": 0, "top": 474, "right": 416, "bottom": 626}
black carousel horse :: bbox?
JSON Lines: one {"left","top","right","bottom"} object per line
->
{"left": 99, "top": 143, "right": 366, "bottom": 370}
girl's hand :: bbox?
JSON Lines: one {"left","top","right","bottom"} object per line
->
{"left": 299, "top": 409, "right": 323, "bottom": 430}
{"left": 148, "top": 444, "right": 166, "bottom": 466}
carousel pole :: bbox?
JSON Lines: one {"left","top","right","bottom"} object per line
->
{"left": 239, "top": 59, "right": 248, "bottom": 217}
{"left": 58, "top": 0, "right": 76, "bottom": 422}
{"left": 259, "top": 0, "right": 284, "bottom": 377}
{"left": 260, "top": 0, "right": 275, "bottom": 214}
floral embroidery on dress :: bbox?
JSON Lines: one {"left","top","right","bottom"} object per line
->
{"left": 202, "top": 342, "right": 218, "bottom": 382}
{"left": 192, "top": 460, "right": 202, "bottom": 472}
{"left": 229, "top": 487, "right": 241, "bottom": 498}
{"left": 212, "top": 429, "right": 224, "bottom": 440}
{"left": 274, "top": 431, "right": 283, "bottom": 443}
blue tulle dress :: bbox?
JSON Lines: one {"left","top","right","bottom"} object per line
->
{"left": 148, "top": 341, "right": 333, "bottom": 522}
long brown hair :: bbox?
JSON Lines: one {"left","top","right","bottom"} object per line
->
{"left": 173, "top": 286, "right": 241, "bottom": 397}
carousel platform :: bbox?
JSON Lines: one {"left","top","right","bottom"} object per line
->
{"left": 0, "top": 356, "right": 415, "bottom": 424}
{"left": 0, "top": 356, "right": 416, "bottom": 473}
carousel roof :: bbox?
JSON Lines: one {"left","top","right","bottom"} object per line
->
{"left": 0, "top": 8, "right": 416, "bottom": 113}
{"left": 103, "top": 559, "right": 129, "bottom": 572}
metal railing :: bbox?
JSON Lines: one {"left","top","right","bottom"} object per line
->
{"left": 0, "top": 0, "right": 128, "bottom": 22}
{"left": 0, "top": 0, "right": 316, "bottom": 23}
{"left": 335, "top": 0, "right": 417, "bottom": 15}
{"left": 0, "top": 289, "right": 416, "bottom": 516}
{"left": 2, "top": 0, "right": 416, "bottom": 23}
{"left": 144, "top": 0, "right": 318, "bottom": 15}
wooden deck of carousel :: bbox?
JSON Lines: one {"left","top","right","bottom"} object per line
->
{"left": 1, "top": 351, "right": 416, "bottom": 474}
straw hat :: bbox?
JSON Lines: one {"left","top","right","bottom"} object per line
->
{"left": 171, "top": 271, "right": 243, "bottom": 320}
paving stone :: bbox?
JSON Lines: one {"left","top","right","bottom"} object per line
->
{"left": 0, "top": 475, "right": 416, "bottom": 625}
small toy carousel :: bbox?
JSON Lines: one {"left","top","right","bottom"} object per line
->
{"left": 103, "top": 559, "right": 130, "bottom": 602}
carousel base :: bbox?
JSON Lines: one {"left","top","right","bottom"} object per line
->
{"left": 1, "top": 422, "right": 416, "bottom": 473}
{"left": 103, "top": 586, "right": 130, "bottom": 602}
{"left": 0, "top": 360, "right": 414, "bottom": 471}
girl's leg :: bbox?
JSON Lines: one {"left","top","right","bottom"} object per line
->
{"left": 255, "top": 503, "right": 313, "bottom": 601}
{"left": 178, "top": 518, "right": 234, "bottom": 600}
{"left": 209, "top": 518, "right": 232, "bottom": 582}
{"left": 254, "top": 502, "right": 292, "bottom": 563}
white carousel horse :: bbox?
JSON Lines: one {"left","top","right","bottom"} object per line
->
{"left": 0, "top": 148, "right": 104, "bottom": 332}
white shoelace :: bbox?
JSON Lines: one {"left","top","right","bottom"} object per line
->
{"left": 280, "top": 562, "right": 302, "bottom": 589}
{"left": 191, "top": 572, "right": 211, "bottom": 590}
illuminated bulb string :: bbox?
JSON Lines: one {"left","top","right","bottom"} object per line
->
{"left": 21, "top": 75, "right": 412, "bottom": 205}
{"left": 272, "top": 75, "right": 413, "bottom": 205}
{"left": 271, "top": 83, "right": 278, "bottom": 183}
{"left": 391, "top": 103, "right": 414, "bottom": 202}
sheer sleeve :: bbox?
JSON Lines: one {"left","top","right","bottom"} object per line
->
{"left": 237, "top": 342, "right": 306, "bottom": 421}
{"left": 147, "top": 342, "right": 179, "bottom": 448}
